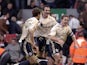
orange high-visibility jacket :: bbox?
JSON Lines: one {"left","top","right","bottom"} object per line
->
{"left": 0, "top": 48, "right": 5, "bottom": 56}
{"left": 70, "top": 37, "right": 87, "bottom": 63}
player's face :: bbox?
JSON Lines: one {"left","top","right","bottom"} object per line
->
{"left": 43, "top": 7, "right": 50, "bottom": 16}
{"left": 61, "top": 17, "right": 69, "bottom": 26}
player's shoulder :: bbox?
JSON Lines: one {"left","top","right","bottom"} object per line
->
{"left": 26, "top": 17, "right": 38, "bottom": 23}
{"left": 27, "top": 17, "right": 37, "bottom": 21}
{"left": 48, "top": 15, "right": 55, "bottom": 20}
{"left": 53, "top": 23, "right": 60, "bottom": 28}
{"left": 67, "top": 25, "right": 71, "bottom": 28}
{"left": 66, "top": 25, "right": 72, "bottom": 31}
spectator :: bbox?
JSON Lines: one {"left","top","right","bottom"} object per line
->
{"left": 79, "top": 2, "right": 87, "bottom": 31}
{"left": 0, "top": 0, "right": 7, "bottom": 10}
{"left": 5, "top": 38, "right": 24, "bottom": 64}
{"left": 69, "top": 0, "right": 76, "bottom": 8}
{"left": 0, "top": 11, "right": 10, "bottom": 20}
{"left": 41, "top": 0, "right": 56, "bottom": 8}
{"left": 4, "top": 34, "right": 17, "bottom": 43}
{"left": 0, "top": 34, "right": 8, "bottom": 48}
{"left": 0, "top": 13, "right": 9, "bottom": 34}
{"left": 10, "top": 0, "right": 27, "bottom": 9}
{"left": 8, "top": 16, "right": 22, "bottom": 34}
{"left": 10, "top": 0, "right": 21, "bottom": 10}
{"left": 55, "top": 0, "right": 71, "bottom": 8}
{"left": 70, "top": 30, "right": 87, "bottom": 65}
{"left": 20, "top": 0, "right": 27, "bottom": 9}
{"left": 0, "top": 5, "right": 2, "bottom": 16}
{"left": 75, "top": 25, "right": 84, "bottom": 39}
{"left": 27, "top": 0, "right": 40, "bottom": 7}
{"left": 39, "top": 2, "right": 45, "bottom": 9}
{"left": 74, "top": 0, "right": 85, "bottom": 14}
{"left": 3, "top": 3, "right": 17, "bottom": 19}
{"left": 69, "top": 15, "right": 80, "bottom": 34}
{"left": 16, "top": 17, "right": 24, "bottom": 27}
{"left": 27, "top": 0, "right": 37, "bottom": 9}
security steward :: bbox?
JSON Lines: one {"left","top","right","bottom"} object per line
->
{"left": 0, "top": 47, "right": 10, "bottom": 65}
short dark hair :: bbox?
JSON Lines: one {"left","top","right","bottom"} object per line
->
{"left": 69, "top": 15, "right": 74, "bottom": 17}
{"left": 30, "top": 0, "right": 35, "bottom": 5}
{"left": 32, "top": 7, "right": 41, "bottom": 17}
{"left": 43, "top": 5, "right": 50, "bottom": 10}
{"left": 61, "top": 15, "right": 69, "bottom": 19}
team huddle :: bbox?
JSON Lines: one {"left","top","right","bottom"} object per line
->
{"left": 16, "top": 5, "right": 77, "bottom": 65}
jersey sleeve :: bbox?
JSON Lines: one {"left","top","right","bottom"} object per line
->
{"left": 19, "top": 19, "right": 30, "bottom": 42}
{"left": 49, "top": 24, "right": 58, "bottom": 36}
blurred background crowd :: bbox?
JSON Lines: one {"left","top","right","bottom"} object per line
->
{"left": 0, "top": 0, "right": 87, "bottom": 35}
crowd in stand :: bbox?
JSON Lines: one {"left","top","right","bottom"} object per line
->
{"left": 0, "top": 0, "right": 87, "bottom": 65}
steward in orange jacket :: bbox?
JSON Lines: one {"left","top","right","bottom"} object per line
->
{"left": 70, "top": 31, "right": 87, "bottom": 65}
{"left": 0, "top": 47, "right": 10, "bottom": 65}
{"left": 0, "top": 48, "right": 5, "bottom": 56}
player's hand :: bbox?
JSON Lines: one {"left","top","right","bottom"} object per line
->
{"left": 57, "top": 39, "right": 64, "bottom": 47}
{"left": 32, "top": 44, "right": 38, "bottom": 54}
{"left": 18, "top": 40, "right": 22, "bottom": 46}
